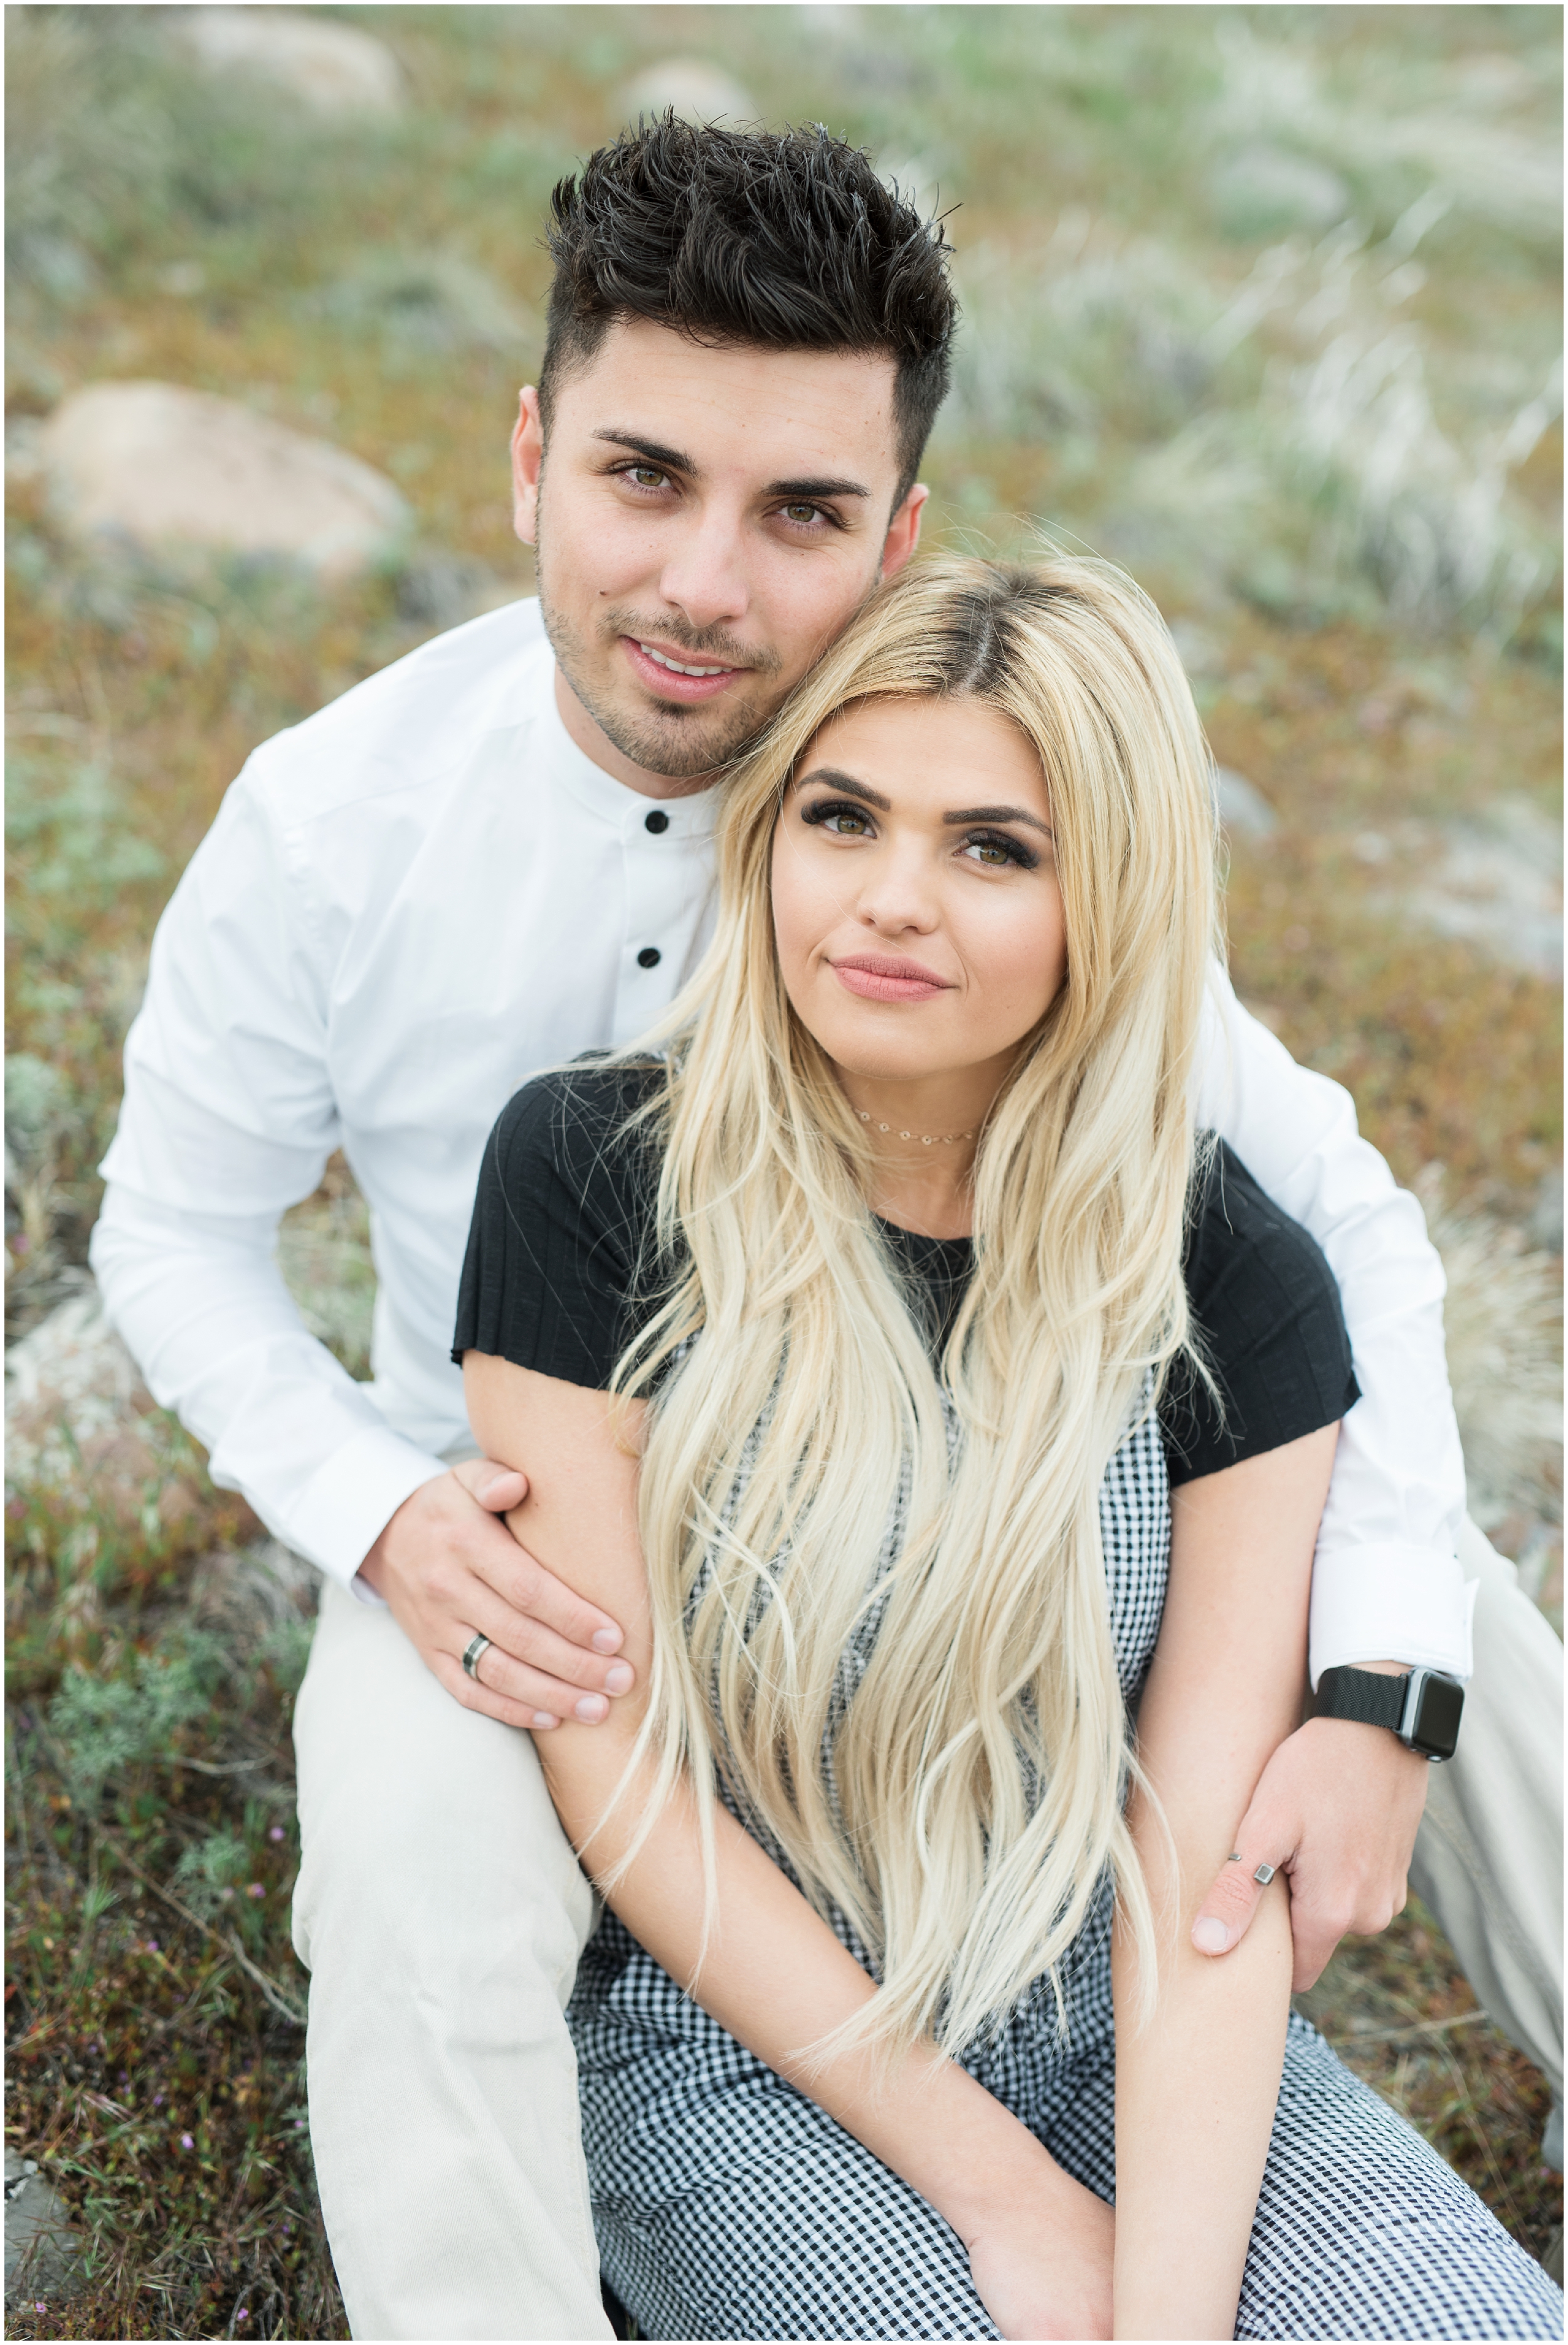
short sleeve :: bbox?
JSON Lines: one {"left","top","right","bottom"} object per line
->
{"left": 1162, "top": 1140, "right": 1360, "bottom": 1485}
{"left": 452, "top": 1061, "right": 668, "bottom": 1390}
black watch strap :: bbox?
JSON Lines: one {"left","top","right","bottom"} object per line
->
{"left": 1316, "top": 1666, "right": 1409, "bottom": 1731}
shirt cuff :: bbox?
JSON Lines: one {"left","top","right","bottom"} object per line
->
{"left": 282, "top": 1420, "right": 447, "bottom": 1591}
{"left": 1308, "top": 1541, "right": 1478, "bottom": 1688}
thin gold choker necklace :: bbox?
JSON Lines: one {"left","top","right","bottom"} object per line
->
{"left": 856, "top": 1109, "right": 975, "bottom": 1148}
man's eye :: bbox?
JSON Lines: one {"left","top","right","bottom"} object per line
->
{"left": 780, "top": 502, "right": 825, "bottom": 528}
{"left": 625, "top": 465, "right": 669, "bottom": 491}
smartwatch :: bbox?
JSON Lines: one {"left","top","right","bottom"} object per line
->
{"left": 1315, "top": 1665, "right": 1464, "bottom": 1762}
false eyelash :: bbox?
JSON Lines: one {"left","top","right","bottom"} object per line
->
{"left": 962, "top": 828, "right": 1040, "bottom": 870}
{"left": 799, "top": 798, "right": 874, "bottom": 832}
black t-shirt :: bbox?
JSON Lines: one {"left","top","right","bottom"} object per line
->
{"left": 453, "top": 1062, "right": 1359, "bottom": 1485}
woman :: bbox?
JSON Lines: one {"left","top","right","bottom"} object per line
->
{"left": 455, "top": 558, "right": 1558, "bottom": 2341}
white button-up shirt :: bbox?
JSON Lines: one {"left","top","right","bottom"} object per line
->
{"left": 91, "top": 598, "right": 1475, "bottom": 1683}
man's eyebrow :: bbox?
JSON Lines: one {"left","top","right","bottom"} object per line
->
{"left": 768, "top": 475, "right": 871, "bottom": 501}
{"left": 944, "top": 803, "right": 1054, "bottom": 838}
{"left": 592, "top": 429, "right": 698, "bottom": 474}
{"left": 795, "top": 766, "right": 892, "bottom": 811}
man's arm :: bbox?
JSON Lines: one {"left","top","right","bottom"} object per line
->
{"left": 92, "top": 763, "right": 630, "bottom": 1727}
{"left": 1199, "top": 962, "right": 1471, "bottom": 1680}
{"left": 1192, "top": 964, "right": 1463, "bottom": 1982}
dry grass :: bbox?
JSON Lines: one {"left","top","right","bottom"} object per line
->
{"left": 6, "top": 5, "right": 1560, "bottom": 2333}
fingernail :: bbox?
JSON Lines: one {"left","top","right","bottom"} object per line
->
{"left": 574, "top": 1694, "right": 608, "bottom": 1724}
{"left": 603, "top": 1663, "right": 633, "bottom": 1695}
{"left": 531, "top": 1713, "right": 559, "bottom": 1730}
{"left": 1192, "top": 1915, "right": 1231, "bottom": 1954}
{"left": 591, "top": 1629, "right": 621, "bottom": 1654}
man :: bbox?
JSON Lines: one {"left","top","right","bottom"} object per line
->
{"left": 92, "top": 122, "right": 1560, "bottom": 2339}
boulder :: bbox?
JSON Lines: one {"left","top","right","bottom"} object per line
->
{"left": 1410, "top": 800, "right": 1562, "bottom": 983}
{"left": 621, "top": 59, "right": 758, "bottom": 127}
{"left": 39, "top": 382, "right": 409, "bottom": 581}
{"left": 6, "top": 1284, "right": 254, "bottom": 1548}
{"left": 4, "top": 2153, "right": 87, "bottom": 2311}
{"left": 172, "top": 6, "right": 405, "bottom": 118}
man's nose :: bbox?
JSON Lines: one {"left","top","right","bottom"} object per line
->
{"left": 656, "top": 502, "right": 751, "bottom": 633}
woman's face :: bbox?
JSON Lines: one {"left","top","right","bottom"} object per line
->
{"left": 771, "top": 696, "right": 1067, "bottom": 1095}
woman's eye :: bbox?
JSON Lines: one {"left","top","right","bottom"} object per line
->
{"left": 961, "top": 831, "right": 1034, "bottom": 869}
{"left": 803, "top": 801, "right": 871, "bottom": 836}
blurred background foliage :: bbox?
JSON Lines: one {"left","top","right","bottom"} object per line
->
{"left": 5, "top": 6, "right": 1562, "bottom": 2335}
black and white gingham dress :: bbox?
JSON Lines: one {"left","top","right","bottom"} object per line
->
{"left": 568, "top": 1403, "right": 1561, "bottom": 2342}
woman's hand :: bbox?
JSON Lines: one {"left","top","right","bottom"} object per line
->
{"left": 962, "top": 2164, "right": 1115, "bottom": 2340}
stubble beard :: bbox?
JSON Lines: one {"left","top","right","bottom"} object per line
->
{"left": 534, "top": 508, "right": 788, "bottom": 784}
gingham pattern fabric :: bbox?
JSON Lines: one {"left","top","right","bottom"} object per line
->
{"left": 571, "top": 1405, "right": 1563, "bottom": 2341}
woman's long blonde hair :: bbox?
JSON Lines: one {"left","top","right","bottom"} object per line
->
{"left": 608, "top": 553, "right": 1221, "bottom": 2060}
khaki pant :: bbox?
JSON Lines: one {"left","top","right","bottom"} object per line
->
{"left": 292, "top": 1518, "right": 1562, "bottom": 2340}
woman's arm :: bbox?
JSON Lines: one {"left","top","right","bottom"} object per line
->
{"left": 464, "top": 1351, "right": 1115, "bottom": 2341}
{"left": 1112, "top": 1423, "right": 1338, "bottom": 2341}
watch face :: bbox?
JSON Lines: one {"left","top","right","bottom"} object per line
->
{"left": 1410, "top": 1672, "right": 1464, "bottom": 1760}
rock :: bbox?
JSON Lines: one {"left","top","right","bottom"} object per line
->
{"left": 1407, "top": 799, "right": 1561, "bottom": 982}
{"left": 620, "top": 59, "right": 758, "bottom": 127}
{"left": 316, "top": 251, "right": 534, "bottom": 357}
{"left": 171, "top": 6, "right": 405, "bottom": 118}
{"left": 6, "top": 1285, "right": 149, "bottom": 1473}
{"left": 39, "top": 383, "right": 409, "bottom": 582}
{"left": 5, "top": 2152, "right": 87, "bottom": 2310}
{"left": 1214, "top": 765, "right": 1278, "bottom": 838}
{"left": 5, "top": 1284, "right": 256, "bottom": 1548}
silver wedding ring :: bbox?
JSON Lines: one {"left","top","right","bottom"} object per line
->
{"left": 461, "top": 1632, "right": 492, "bottom": 1682}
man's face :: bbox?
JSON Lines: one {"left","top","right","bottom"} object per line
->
{"left": 512, "top": 319, "right": 926, "bottom": 794}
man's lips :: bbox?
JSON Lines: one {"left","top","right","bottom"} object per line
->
{"left": 830, "top": 955, "right": 956, "bottom": 1004}
{"left": 622, "top": 636, "right": 749, "bottom": 704}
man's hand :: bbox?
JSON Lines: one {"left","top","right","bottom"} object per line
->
{"left": 358, "top": 1460, "right": 633, "bottom": 1730}
{"left": 1189, "top": 1691, "right": 1430, "bottom": 1990}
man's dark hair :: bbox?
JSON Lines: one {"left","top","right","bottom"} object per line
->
{"left": 541, "top": 117, "right": 956, "bottom": 503}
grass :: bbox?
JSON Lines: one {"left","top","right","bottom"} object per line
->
{"left": 6, "top": 4, "right": 1561, "bottom": 2333}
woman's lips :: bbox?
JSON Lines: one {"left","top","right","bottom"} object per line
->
{"left": 831, "top": 957, "right": 954, "bottom": 1004}
{"left": 622, "top": 636, "right": 746, "bottom": 704}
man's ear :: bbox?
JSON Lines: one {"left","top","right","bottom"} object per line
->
{"left": 511, "top": 386, "right": 544, "bottom": 546}
{"left": 879, "top": 482, "right": 929, "bottom": 581}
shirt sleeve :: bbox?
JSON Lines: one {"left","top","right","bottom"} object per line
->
{"left": 1195, "top": 961, "right": 1474, "bottom": 1685}
{"left": 1163, "top": 1142, "right": 1360, "bottom": 1485}
{"left": 90, "top": 763, "right": 446, "bottom": 1590}
{"left": 453, "top": 1064, "right": 667, "bottom": 1390}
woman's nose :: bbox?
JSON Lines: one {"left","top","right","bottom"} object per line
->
{"left": 854, "top": 844, "right": 941, "bottom": 935}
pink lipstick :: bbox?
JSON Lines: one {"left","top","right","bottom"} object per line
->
{"left": 830, "top": 955, "right": 955, "bottom": 1004}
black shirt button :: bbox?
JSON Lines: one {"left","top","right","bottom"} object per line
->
{"left": 644, "top": 809, "right": 670, "bottom": 834}
{"left": 637, "top": 946, "right": 662, "bottom": 969}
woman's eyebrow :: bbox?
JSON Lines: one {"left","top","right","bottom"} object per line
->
{"left": 795, "top": 767, "right": 891, "bottom": 812}
{"left": 943, "top": 803, "right": 1053, "bottom": 838}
